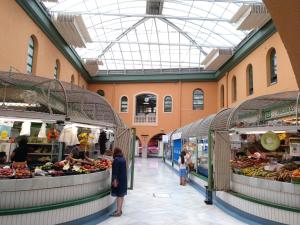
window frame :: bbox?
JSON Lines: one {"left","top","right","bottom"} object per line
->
{"left": 120, "top": 96, "right": 128, "bottom": 113}
{"left": 220, "top": 85, "right": 225, "bottom": 108}
{"left": 193, "top": 89, "right": 204, "bottom": 110}
{"left": 54, "top": 60, "right": 60, "bottom": 80}
{"left": 269, "top": 48, "right": 278, "bottom": 85}
{"left": 26, "top": 36, "right": 36, "bottom": 74}
{"left": 163, "top": 96, "right": 173, "bottom": 113}
{"left": 247, "top": 64, "right": 254, "bottom": 96}
{"left": 232, "top": 76, "right": 237, "bottom": 102}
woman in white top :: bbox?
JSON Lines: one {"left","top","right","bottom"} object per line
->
{"left": 178, "top": 151, "right": 187, "bottom": 186}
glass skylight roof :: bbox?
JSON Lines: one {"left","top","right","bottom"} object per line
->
{"left": 41, "top": 0, "right": 263, "bottom": 74}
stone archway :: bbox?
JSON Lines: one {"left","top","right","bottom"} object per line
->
{"left": 147, "top": 133, "right": 166, "bottom": 157}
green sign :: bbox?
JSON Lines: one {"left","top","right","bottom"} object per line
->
{"left": 263, "top": 104, "right": 296, "bottom": 120}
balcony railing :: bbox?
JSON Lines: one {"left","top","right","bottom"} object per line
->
{"left": 134, "top": 115, "right": 157, "bottom": 124}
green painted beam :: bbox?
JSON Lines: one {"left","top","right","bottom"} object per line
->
{"left": 215, "top": 20, "right": 277, "bottom": 80}
{"left": 229, "top": 191, "right": 300, "bottom": 213}
{"left": 90, "top": 72, "right": 216, "bottom": 83}
{"left": 0, "top": 190, "right": 110, "bottom": 216}
{"left": 15, "top": 0, "right": 91, "bottom": 82}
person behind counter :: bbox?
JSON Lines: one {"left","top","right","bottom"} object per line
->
{"left": 0, "top": 152, "right": 8, "bottom": 165}
{"left": 10, "top": 136, "right": 28, "bottom": 162}
{"left": 66, "top": 144, "right": 94, "bottom": 165}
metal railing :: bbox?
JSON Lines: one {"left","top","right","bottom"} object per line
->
{"left": 134, "top": 115, "right": 156, "bottom": 123}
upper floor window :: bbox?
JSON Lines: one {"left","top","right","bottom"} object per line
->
{"left": 247, "top": 64, "right": 254, "bottom": 95}
{"left": 220, "top": 85, "right": 225, "bottom": 108}
{"left": 120, "top": 96, "right": 128, "bottom": 112}
{"left": 27, "top": 36, "right": 37, "bottom": 74}
{"left": 97, "top": 89, "right": 105, "bottom": 96}
{"left": 193, "top": 89, "right": 204, "bottom": 110}
{"left": 268, "top": 48, "right": 277, "bottom": 85}
{"left": 71, "top": 74, "right": 75, "bottom": 85}
{"left": 164, "top": 96, "right": 172, "bottom": 112}
{"left": 54, "top": 60, "right": 60, "bottom": 80}
{"left": 232, "top": 76, "right": 237, "bottom": 102}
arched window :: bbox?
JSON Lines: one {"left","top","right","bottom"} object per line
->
{"left": 193, "top": 89, "right": 204, "bottom": 110}
{"left": 164, "top": 96, "right": 172, "bottom": 112}
{"left": 71, "top": 74, "right": 75, "bottom": 85}
{"left": 120, "top": 96, "right": 128, "bottom": 112}
{"left": 247, "top": 64, "right": 254, "bottom": 95}
{"left": 232, "top": 76, "right": 237, "bottom": 102}
{"left": 268, "top": 48, "right": 277, "bottom": 85}
{"left": 220, "top": 85, "right": 225, "bottom": 108}
{"left": 54, "top": 60, "right": 60, "bottom": 80}
{"left": 97, "top": 89, "right": 105, "bottom": 96}
{"left": 26, "top": 36, "right": 37, "bottom": 74}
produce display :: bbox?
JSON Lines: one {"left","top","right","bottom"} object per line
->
{"left": 231, "top": 158, "right": 300, "bottom": 183}
{"left": 0, "top": 168, "right": 14, "bottom": 178}
{"left": 0, "top": 158, "right": 112, "bottom": 179}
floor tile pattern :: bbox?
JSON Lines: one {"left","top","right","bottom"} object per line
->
{"left": 99, "top": 158, "right": 246, "bottom": 225}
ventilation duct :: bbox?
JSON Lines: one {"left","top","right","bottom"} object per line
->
{"left": 231, "top": 4, "right": 271, "bottom": 30}
{"left": 51, "top": 13, "right": 92, "bottom": 48}
{"left": 202, "top": 48, "right": 232, "bottom": 71}
{"left": 83, "top": 59, "right": 103, "bottom": 76}
{"left": 146, "top": 0, "right": 164, "bottom": 15}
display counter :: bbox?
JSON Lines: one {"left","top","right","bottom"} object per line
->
{"left": 0, "top": 170, "right": 114, "bottom": 225}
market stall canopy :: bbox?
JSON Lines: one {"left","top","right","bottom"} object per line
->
{"left": 0, "top": 71, "right": 124, "bottom": 128}
{"left": 183, "top": 119, "right": 203, "bottom": 138}
{"left": 228, "top": 91, "right": 299, "bottom": 130}
{"left": 194, "top": 114, "right": 216, "bottom": 138}
{"left": 210, "top": 108, "right": 234, "bottom": 131}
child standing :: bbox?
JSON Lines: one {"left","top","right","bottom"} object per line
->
{"left": 178, "top": 151, "right": 187, "bottom": 186}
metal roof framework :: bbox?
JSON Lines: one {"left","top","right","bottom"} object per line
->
{"left": 41, "top": 0, "right": 263, "bottom": 74}
{"left": 0, "top": 71, "right": 124, "bottom": 127}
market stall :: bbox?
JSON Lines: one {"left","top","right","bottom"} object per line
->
{"left": 0, "top": 71, "right": 126, "bottom": 225}
{"left": 212, "top": 92, "right": 300, "bottom": 225}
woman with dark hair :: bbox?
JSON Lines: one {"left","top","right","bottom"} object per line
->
{"left": 111, "top": 147, "right": 127, "bottom": 217}
{"left": 10, "top": 136, "right": 29, "bottom": 162}
{"left": 178, "top": 151, "right": 187, "bottom": 186}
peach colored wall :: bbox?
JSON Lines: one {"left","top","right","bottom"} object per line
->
{"left": 0, "top": 0, "right": 87, "bottom": 87}
{"left": 217, "top": 32, "right": 298, "bottom": 110}
{"left": 88, "top": 82, "right": 217, "bottom": 142}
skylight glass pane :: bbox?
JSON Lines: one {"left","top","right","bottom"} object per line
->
{"left": 43, "top": 0, "right": 264, "bottom": 73}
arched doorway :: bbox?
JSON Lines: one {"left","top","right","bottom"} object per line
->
{"left": 135, "top": 136, "right": 142, "bottom": 157}
{"left": 147, "top": 133, "right": 165, "bottom": 157}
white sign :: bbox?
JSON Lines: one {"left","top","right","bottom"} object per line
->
{"left": 162, "top": 135, "right": 169, "bottom": 143}
{"left": 172, "top": 132, "right": 182, "bottom": 140}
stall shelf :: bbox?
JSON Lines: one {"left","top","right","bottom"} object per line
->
{"left": 213, "top": 92, "right": 300, "bottom": 225}
{"left": 0, "top": 71, "right": 127, "bottom": 225}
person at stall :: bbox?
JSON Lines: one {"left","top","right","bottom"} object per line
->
{"left": 178, "top": 151, "right": 187, "bottom": 186}
{"left": 99, "top": 130, "right": 108, "bottom": 155}
{"left": 111, "top": 147, "right": 127, "bottom": 217}
{"left": 10, "top": 136, "right": 28, "bottom": 162}
{"left": 66, "top": 144, "right": 94, "bottom": 165}
{"left": 0, "top": 152, "right": 7, "bottom": 165}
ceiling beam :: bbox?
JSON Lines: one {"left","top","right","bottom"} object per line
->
{"left": 159, "top": 18, "right": 207, "bottom": 55}
{"left": 98, "top": 17, "right": 149, "bottom": 58}
{"left": 50, "top": 11, "right": 230, "bottom": 22}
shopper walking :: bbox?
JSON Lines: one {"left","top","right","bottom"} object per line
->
{"left": 111, "top": 147, "right": 127, "bottom": 217}
{"left": 178, "top": 151, "right": 187, "bottom": 186}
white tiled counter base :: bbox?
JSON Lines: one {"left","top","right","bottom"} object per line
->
{"left": 216, "top": 191, "right": 300, "bottom": 225}
{"left": 0, "top": 170, "right": 111, "bottom": 209}
{"left": 231, "top": 174, "right": 300, "bottom": 208}
{"left": 0, "top": 195, "right": 115, "bottom": 225}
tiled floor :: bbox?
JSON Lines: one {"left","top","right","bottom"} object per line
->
{"left": 98, "top": 158, "right": 246, "bottom": 225}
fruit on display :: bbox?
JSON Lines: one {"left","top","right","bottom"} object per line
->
{"left": 47, "top": 128, "right": 59, "bottom": 141}
{"left": 48, "top": 170, "right": 64, "bottom": 177}
{"left": 0, "top": 168, "right": 14, "bottom": 178}
{"left": 95, "top": 159, "right": 112, "bottom": 170}
{"left": 41, "top": 162, "right": 54, "bottom": 170}
{"left": 12, "top": 162, "right": 27, "bottom": 169}
{"left": 292, "top": 169, "right": 300, "bottom": 177}
{"left": 276, "top": 169, "right": 293, "bottom": 182}
{"left": 54, "top": 161, "right": 65, "bottom": 169}
{"left": 15, "top": 168, "right": 31, "bottom": 179}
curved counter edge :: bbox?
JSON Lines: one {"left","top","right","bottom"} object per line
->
{"left": 0, "top": 190, "right": 115, "bottom": 225}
